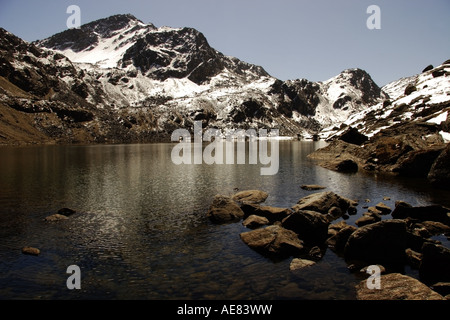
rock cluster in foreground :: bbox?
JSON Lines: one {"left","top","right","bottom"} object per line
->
{"left": 207, "top": 189, "right": 450, "bottom": 300}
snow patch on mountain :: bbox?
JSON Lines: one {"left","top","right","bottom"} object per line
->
{"left": 52, "top": 19, "right": 152, "bottom": 69}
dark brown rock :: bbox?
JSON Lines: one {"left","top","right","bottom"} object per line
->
{"left": 22, "top": 247, "right": 40, "bottom": 256}
{"left": 344, "top": 219, "right": 408, "bottom": 265}
{"left": 207, "top": 195, "right": 245, "bottom": 224}
{"left": 292, "top": 191, "right": 351, "bottom": 215}
{"left": 393, "top": 146, "right": 445, "bottom": 178}
{"left": 300, "top": 184, "right": 326, "bottom": 191}
{"left": 392, "top": 202, "right": 450, "bottom": 225}
{"left": 405, "top": 248, "right": 422, "bottom": 269}
{"left": 367, "top": 206, "right": 383, "bottom": 215}
{"left": 419, "top": 243, "right": 450, "bottom": 284}
{"left": 422, "top": 65, "right": 434, "bottom": 73}
{"left": 289, "top": 258, "right": 316, "bottom": 271}
{"left": 242, "top": 215, "right": 269, "bottom": 229}
{"left": 338, "top": 127, "right": 369, "bottom": 146}
{"left": 430, "top": 282, "right": 450, "bottom": 296}
{"left": 355, "top": 212, "right": 381, "bottom": 227}
{"left": 404, "top": 83, "right": 417, "bottom": 96}
{"left": 418, "top": 221, "right": 450, "bottom": 235}
{"left": 241, "top": 203, "right": 292, "bottom": 223}
{"left": 282, "top": 210, "right": 329, "bottom": 244}
{"left": 44, "top": 214, "right": 69, "bottom": 222}
{"left": 428, "top": 143, "right": 450, "bottom": 189}
{"left": 375, "top": 202, "right": 392, "bottom": 215}
{"left": 58, "top": 208, "right": 76, "bottom": 216}
{"left": 240, "top": 225, "right": 304, "bottom": 259}
{"left": 326, "top": 225, "right": 357, "bottom": 253}
{"left": 231, "top": 190, "right": 269, "bottom": 204}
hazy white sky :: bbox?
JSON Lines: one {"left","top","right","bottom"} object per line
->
{"left": 0, "top": 0, "right": 449, "bottom": 86}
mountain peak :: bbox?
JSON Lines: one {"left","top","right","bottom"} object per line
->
{"left": 82, "top": 14, "right": 150, "bottom": 33}
{"left": 36, "top": 14, "right": 155, "bottom": 54}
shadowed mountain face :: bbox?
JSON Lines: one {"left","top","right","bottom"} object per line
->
{"left": 3, "top": 14, "right": 443, "bottom": 146}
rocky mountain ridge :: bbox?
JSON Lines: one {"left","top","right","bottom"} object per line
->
{"left": 308, "top": 60, "right": 450, "bottom": 188}
{"left": 0, "top": 14, "right": 448, "bottom": 146}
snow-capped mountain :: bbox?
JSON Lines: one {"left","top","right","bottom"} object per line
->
{"left": 37, "top": 14, "right": 269, "bottom": 84}
{"left": 0, "top": 14, "right": 422, "bottom": 145}
{"left": 321, "top": 60, "right": 450, "bottom": 142}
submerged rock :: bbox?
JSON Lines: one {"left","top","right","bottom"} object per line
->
{"left": 355, "top": 212, "right": 381, "bottom": 227}
{"left": 240, "top": 225, "right": 304, "bottom": 259}
{"left": 58, "top": 208, "right": 76, "bottom": 216}
{"left": 231, "top": 190, "right": 269, "bottom": 204}
{"left": 242, "top": 215, "right": 269, "bottom": 229}
{"left": 207, "top": 195, "right": 244, "bottom": 224}
{"left": 241, "top": 203, "right": 292, "bottom": 223}
{"left": 44, "top": 214, "right": 69, "bottom": 222}
{"left": 300, "top": 185, "right": 326, "bottom": 191}
{"left": 374, "top": 202, "right": 392, "bottom": 215}
{"left": 289, "top": 258, "right": 316, "bottom": 271}
{"left": 326, "top": 224, "right": 357, "bottom": 253}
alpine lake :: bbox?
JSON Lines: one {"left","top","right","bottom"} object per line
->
{"left": 0, "top": 141, "right": 449, "bottom": 300}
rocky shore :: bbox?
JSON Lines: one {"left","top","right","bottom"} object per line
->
{"left": 207, "top": 189, "right": 450, "bottom": 300}
{"left": 308, "top": 120, "right": 450, "bottom": 189}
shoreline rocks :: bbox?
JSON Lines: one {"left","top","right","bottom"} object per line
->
{"left": 289, "top": 258, "right": 316, "bottom": 271}
{"left": 344, "top": 219, "right": 408, "bottom": 266}
{"left": 300, "top": 184, "right": 326, "bottom": 191}
{"left": 231, "top": 190, "right": 269, "bottom": 204}
{"left": 240, "top": 225, "right": 304, "bottom": 259}
{"left": 207, "top": 188, "right": 450, "bottom": 299}
{"left": 282, "top": 210, "right": 329, "bottom": 244}
{"left": 356, "top": 273, "right": 445, "bottom": 300}
{"left": 292, "top": 191, "right": 354, "bottom": 217}
{"left": 207, "top": 195, "right": 245, "bottom": 224}
{"left": 308, "top": 124, "right": 450, "bottom": 189}
{"left": 44, "top": 213, "right": 69, "bottom": 222}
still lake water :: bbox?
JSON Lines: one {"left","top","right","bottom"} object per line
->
{"left": 0, "top": 141, "right": 449, "bottom": 300}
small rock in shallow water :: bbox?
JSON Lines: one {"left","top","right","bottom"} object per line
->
{"left": 289, "top": 258, "right": 316, "bottom": 271}
{"left": 375, "top": 202, "right": 392, "bottom": 215}
{"left": 207, "top": 195, "right": 245, "bottom": 224}
{"left": 44, "top": 214, "right": 69, "bottom": 222}
{"left": 22, "top": 247, "right": 40, "bottom": 256}
{"left": 58, "top": 208, "right": 76, "bottom": 216}
{"left": 300, "top": 185, "right": 326, "bottom": 191}
{"left": 231, "top": 190, "right": 268, "bottom": 204}
{"left": 240, "top": 225, "right": 304, "bottom": 259}
{"left": 242, "top": 215, "right": 269, "bottom": 229}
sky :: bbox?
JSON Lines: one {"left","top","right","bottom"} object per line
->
{"left": 0, "top": 0, "right": 449, "bottom": 86}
